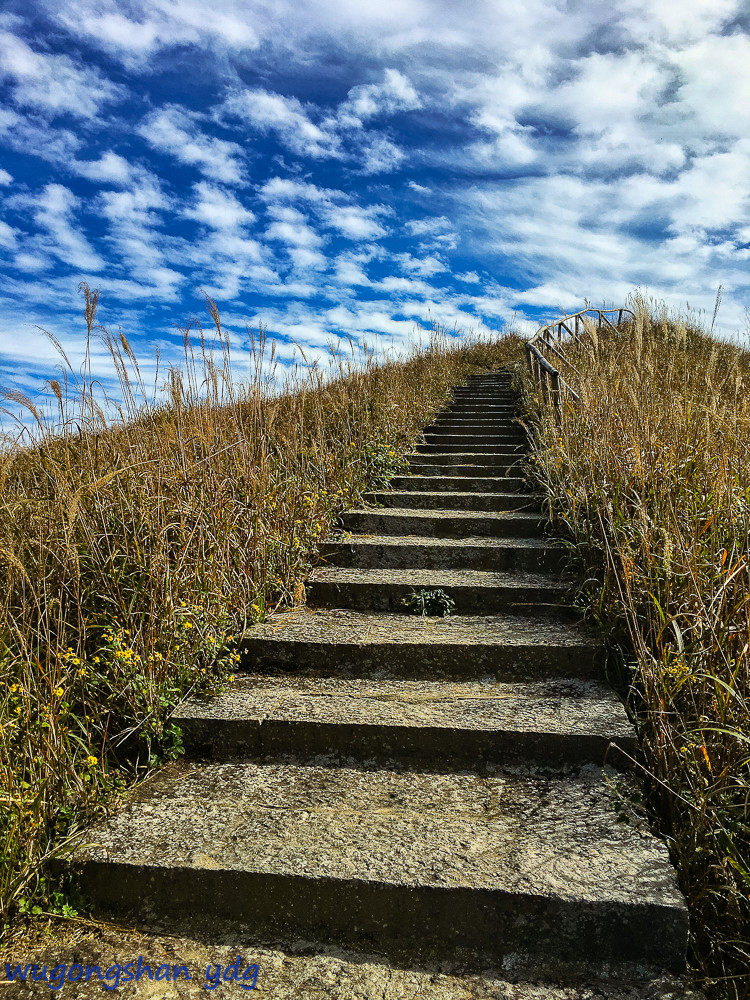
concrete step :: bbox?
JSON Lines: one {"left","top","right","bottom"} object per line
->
{"left": 381, "top": 475, "right": 527, "bottom": 493}
{"left": 74, "top": 759, "right": 687, "bottom": 969}
{"left": 403, "top": 464, "right": 522, "bottom": 479}
{"left": 423, "top": 433, "right": 524, "bottom": 446}
{"left": 408, "top": 452, "right": 522, "bottom": 467}
{"left": 320, "top": 534, "right": 562, "bottom": 571}
{"left": 236, "top": 608, "right": 604, "bottom": 681}
{"left": 175, "top": 675, "right": 636, "bottom": 767}
{"left": 435, "top": 405, "right": 517, "bottom": 420}
{"left": 440, "top": 399, "right": 518, "bottom": 414}
{"left": 340, "top": 508, "right": 543, "bottom": 537}
{"left": 425, "top": 422, "right": 520, "bottom": 434}
{"left": 415, "top": 441, "right": 524, "bottom": 453}
{"left": 365, "top": 490, "right": 539, "bottom": 510}
{"left": 306, "top": 567, "right": 569, "bottom": 614}
{"left": 440, "top": 410, "right": 517, "bottom": 424}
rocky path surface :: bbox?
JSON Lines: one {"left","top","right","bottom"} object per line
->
{"left": 70, "top": 370, "right": 696, "bottom": 998}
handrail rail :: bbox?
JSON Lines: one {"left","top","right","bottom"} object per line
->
{"left": 525, "top": 306, "right": 635, "bottom": 421}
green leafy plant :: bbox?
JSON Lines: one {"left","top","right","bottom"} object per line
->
{"left": 402, "top": 588, "right": 456, "bottom": 617}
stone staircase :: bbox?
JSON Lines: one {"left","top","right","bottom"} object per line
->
{"left": 75, "top": 370, "right": 691, "bottom": 992}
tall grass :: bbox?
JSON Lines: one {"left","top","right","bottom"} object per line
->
{"left": 524, "top": 296, "right": 750, "bottom": 997}
{"left": 0, "top": 286, "right": 523, "bottom": 934}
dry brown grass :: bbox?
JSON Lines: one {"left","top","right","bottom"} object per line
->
{"left": 524, "top": 295, "right": 750, "bottom": 997}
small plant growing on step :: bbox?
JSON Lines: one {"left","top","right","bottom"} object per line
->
{"left": 402, "top": 588, "right": 456, "bottom": 617}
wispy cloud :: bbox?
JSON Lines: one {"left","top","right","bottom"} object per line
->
{"left": 140, "top": 106, "right": 247, "bottom": 185}
{"left": 0, "top": 27, "right": 123, "bottom": 117}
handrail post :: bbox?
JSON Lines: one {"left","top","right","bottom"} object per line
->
{"left": 549, "top": 368, "right": 562, "bottom": 426}
{"left": 540, "top": 365, "right": 550, "bottom": 406}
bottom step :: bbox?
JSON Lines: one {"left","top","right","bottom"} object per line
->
{"left": 73, "top": 760, "right": 688, "bottom": 971}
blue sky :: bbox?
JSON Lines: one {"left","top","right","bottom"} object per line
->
{"left": 1, "top": 0, "right": 749, "bottom": 397}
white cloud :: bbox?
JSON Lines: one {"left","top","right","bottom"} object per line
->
{"left": 0, "top": 168, "right": 12, "bottom": 185}
{"left": 225, "top": 70, "right": 417, "bottom": 173}
{"left": 225, "top": 89, "right": 339, "bottom": 159}
{"left": 98, "top": 175, "right": 183, "bottom": 298}
{"left": 0, "top": 220, "right": 18, "bottom": 248}
{"left": 44, "top": 0, "right": 259, "bottom": 67}
{"left": 32, "top": 184, "right": 105, "bottom": 272}
{"left": 339, "top": 68, "right": 421, "bottom": 125}
{"left": 184, "top": 182, "right": 255, "bottom": 230}
{"left": 396, "top": 253, "right": 447, "bottom": 277}
{"left": 140, "top": 107, "right": 246, "bottom": 185}
{"left": 406, "top": 216, "right": 459, "bottom": 250}
{"left": 260, "top": 177, "right": 390, "bottom": 241}
{"left": 72, "top": 152, "right": 133, "bottom": 185}
{"left": 0, "top": 29, "right": 123, "bottom": 117}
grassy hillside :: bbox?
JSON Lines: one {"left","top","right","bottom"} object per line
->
{"left": 0, "top": 288, "right": 523, "bottom": 934}
{"left": 523, "top": 298, "right": 750, "bottom": 998}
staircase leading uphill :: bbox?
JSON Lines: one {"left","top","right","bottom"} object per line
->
{"left": 74, "top": 370, "right": 692, "bottom": 993}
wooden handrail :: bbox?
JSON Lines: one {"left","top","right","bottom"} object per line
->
{"left": 525, "top": 306, "right": 635, "bottom": 422}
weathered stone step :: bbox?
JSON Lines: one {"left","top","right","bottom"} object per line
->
{"left": 384, "top": 475, "right": 528, "bottom": 493}
{"left": 415, "top": 441, "right": 524, "bottom": 453}
{"left": 425, "top": 422, "right": 520, "bottom": 433}
{"left": 430, "top": 415, "right": 519, "bottom": 424}
{"left": 307, "top": 567, "right": 569, "bottom": 614}
{"left": 74, "top": 760, "right": 687, "bottom": 970}
{"left": 366, "top": 489, "right": 537, "bottom": 510}
{"left": 321, "top": 534, "right": 560, "bottom": 571}
{"left": 437, "top": 404, "right": 518, "bottom": 412}
{"left": 404, "top": 464, "right": 522, "bottom": 480}
{"left": 408, "top": 451, "right": 522, "bottom": 467}
{"left": 341, "top": 508, "right": 542, "bottom": 537}
{"left": 175, "top": 676, "right": 635, "bottom": 767}
{"left": 423, "top": 433, "right": 524, "bottom": 446}
{"left": 439, "top": 418, "right": 518, "bottom": 426}
{"left": 237, "top": 608, "right": 603, "bottom": 681}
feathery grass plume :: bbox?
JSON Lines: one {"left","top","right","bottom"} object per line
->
{"left": 0, "top": 290, "right": 523, "bottom": 933}
{"left": 522, "top": 295, "right": 750, "bottom": 998}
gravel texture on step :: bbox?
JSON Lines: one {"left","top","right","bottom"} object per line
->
{"left": 364, "top": 490, "right": 538, "bottom": 510}
{"left": 74, "top": 760, "right": 687, "bottom": 968}
{"left": 320, "top": 534, "right": 559, "bottom": 569}
{"left": 389, "top": 476, "right": 527, "bottom": 494}
{"left": 306, "top": 567, "right": 569, "bottom": 614}
{"left": 174, "top": 675, "right": 636, "bottom": 767}
{"left": 236, "top": 608, "right": 604, "bottom": 681}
